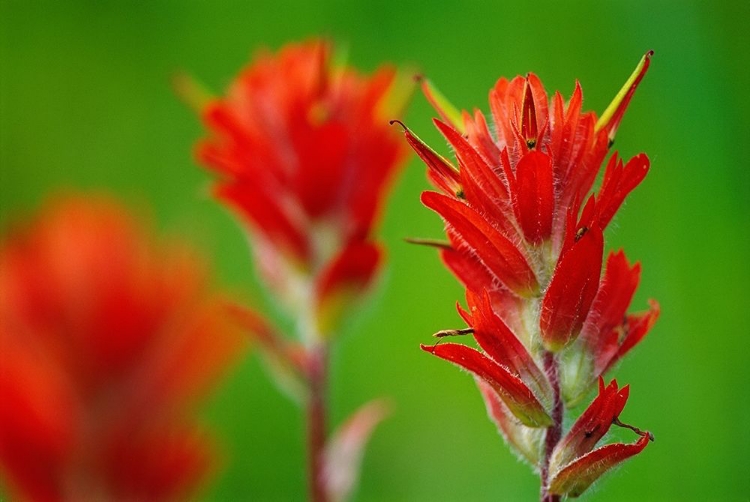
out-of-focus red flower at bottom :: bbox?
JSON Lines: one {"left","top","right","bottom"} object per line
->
{"left": 0, "top": 196, "right": 243, "bottom": 501}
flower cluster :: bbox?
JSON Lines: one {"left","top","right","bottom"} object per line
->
{"left": 400, "top": 52, "right": 659, "bottom": 498}
{"left": 195, "top": 39, "right": 408, "bottom": 337}
{"left": 189, "top": 39, "right": 408, "bottom": 502}
{"left": 0, "top": 196, "right": 242, "bottom": 501}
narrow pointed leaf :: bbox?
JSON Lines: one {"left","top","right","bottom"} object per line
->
{"left": 596, "top": 51, "right": 653, "bottom": 145}
{"left": 323, "top": 400, "right": 391, "bottom": 502}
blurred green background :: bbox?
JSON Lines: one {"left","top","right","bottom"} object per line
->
{"left": 1, "top": 1, "right": 748, "bottom": 500}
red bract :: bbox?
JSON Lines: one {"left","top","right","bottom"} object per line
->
{"left": 547, "top": 378, "right": 652, "bottom": 498}
{"left": 0, "top": 196, "right": 242, "bottom": 502}
{"left": 406, "top": 52, "right": 657, "bottom": 499}
{"left": 195, "top": 39, "right": 408, "bottom": 332}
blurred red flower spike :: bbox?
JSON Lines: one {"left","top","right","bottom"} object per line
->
{"left": 422, "top": 191, "right": 539, "bottom": 297}
{"left": 548, "top": 433, "right": 650, "bottom": 498}
{"left": 214, "top": 180, "right": 311, "bottom": 267}
{"left": 194, "top": 39, "right": 408, "bottom": 329}
{"left": 422, "top": 343, "right": 552, "bottom": 427}
{"left": 322, "top": 399, "right": 391, "bottom": 502}
{"left": 0, "top": 196, "right": 242, "bottom": 501}
{"left": 540, "top": 225, "right": 604, "bottom": 351}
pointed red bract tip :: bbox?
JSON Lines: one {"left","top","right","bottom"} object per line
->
{"left": 596, "top": 51, "right": 653, "bottom": 145}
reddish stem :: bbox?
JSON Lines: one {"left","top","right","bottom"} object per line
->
{"left": 306, "top": 344, "right": 329, "bottom": 502}
{"left": 540, "top": 352, "right": 562, "bottom": 502}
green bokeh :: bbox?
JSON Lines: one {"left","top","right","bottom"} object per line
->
{"left": 1, "top": 1, "right": 748, "bottom": 500}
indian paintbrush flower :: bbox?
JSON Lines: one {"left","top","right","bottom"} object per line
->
{"left": 191, "top": 39, "right": 409, "bottom": 337}
{"left": 0, "top": 196, "right": 243, "bottom": 502}
{"left": 184, "top": 39, "right": 409, "bottom": 502}
{"left": 400, "top": 52, "right": 659, "bottom": 499}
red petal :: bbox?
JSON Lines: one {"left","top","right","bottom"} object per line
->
{"left": 422, "top": 191, "right": 538, "bottom": 297}
{"left": 600, "top": 300, "right": 660, "bottom": 375}
{"left": 440, "top": 247, "right": 495, "bottom": 293}
{"left": 466, "top": 290, "right": 552, "bottom": 407}
{"left": 513, "top": 151, "right": 555, "bottom": 244}
{"left": 550, "top": 378, "right": 629, "bottom": 471}
{"left": 581, "top": 250, "right": 641, "bottom": 365}
{"left": 548, "top": 433, "right": 650, "bottom": 498}
{"left": 433, "top": 120, "right": 515, "bottom": 235}
{"left": 421, "top": 343, "right": 552, "bottom": 427}
{"left": 540, "top": 225, "right": 604, "bottom": 351}
{"left": 464, "top": 109, "right": 502, "bottom": 166}
{"left": 596, "top": 153, "right": 650, "bottom": 229}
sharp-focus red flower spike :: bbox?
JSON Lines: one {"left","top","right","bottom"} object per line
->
{"left": 421, "top": 343, "right": 552, "bottom": 427}
{"left": 422, "top": 191, "right": 539, "bottom": 297}
{"left": 410, "top": 54, "right": 656, "bottom": 499}
{"left": 540, "top": 224, "right": 604, "bottom": 351}
{"left": 0, "top": 196, "right": 242, "bottom": 502}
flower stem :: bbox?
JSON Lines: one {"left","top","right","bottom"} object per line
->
{"left": 540, "top": 351, "right": 563, "bottom": 502}
{"left": 306, "top": 343, "right": 329, "bottom": 502}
